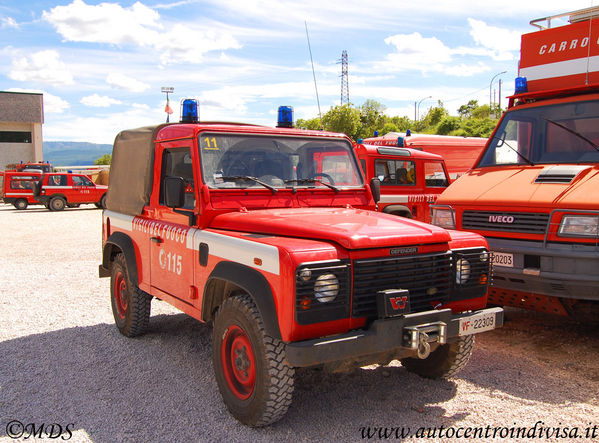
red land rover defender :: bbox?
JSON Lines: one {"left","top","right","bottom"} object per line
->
{"left": 354, "top": 142, "right": 451, "bottom": 222}
{"left": 34, "top": 172, "right": 107, "bottom": 211}
{"left": 99, "top": 103, "right": 502, "bottom": 426}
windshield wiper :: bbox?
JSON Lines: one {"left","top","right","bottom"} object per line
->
{"left": 491, "top": 135, "right": 535, "bottom": 166}
{"left": 220, "top": 175, "right": 277, "bottom": 194}
{"left": 284, "top": 178, "right": 339, "bottom": 193}
{"left": 544, "top": 118, "right": 599, "bottom": 153}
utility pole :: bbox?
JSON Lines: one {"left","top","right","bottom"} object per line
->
{"left": 339, "top": 50, "right": 349, "bottom": 105}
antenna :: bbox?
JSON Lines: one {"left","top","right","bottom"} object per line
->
{"left": 305, "top": 21, "right": 323, "bottom": 130}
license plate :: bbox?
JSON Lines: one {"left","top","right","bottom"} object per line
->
{"left": 459, "top": 310, "right": 497, "bottom": 336}
{"left": 492, "top": 251, "right": 513, "bottom": 267}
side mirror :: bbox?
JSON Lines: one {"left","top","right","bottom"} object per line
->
{"left": 164, "top": 176, "right": 186, "bottom": 208}
{"left": 370, "top": 177, "right": 381, "bottom": 203}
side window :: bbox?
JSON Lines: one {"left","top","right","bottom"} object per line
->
{"left": 360, "top": 159, "right": 366, "bottom": 175}
{"left": 424, "top": 162, "right": 449, "bottom": 187}
{"left": 160, "top": 147, "right": 195, "bottom": 209}
{"left": 10, "top": 177, "right": 37, "bottom": 189}
{"left": 47, "top": 175, "right": 67, "bottom": 186}
{"left": 72, "top": 176, "right": 94, "bottom": 186}
{"left": 375, "top": 159, "right": 416, "bottom": 186}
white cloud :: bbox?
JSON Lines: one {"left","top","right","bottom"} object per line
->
{"left": 382, "top": 33, "right": 452, "bottom": 74}
{"left": 106, "top": 73, "right": 150, "bottom": 93}
{"left": 42, "top": 0, "right": 161, "bottom": 46}
{"left": 42, "top": 0, "right": 240, "bottom": 64}
{"left": 8, "top": 50, "right": 74, "bottom": 86}
{"left": 444, "top": 62, "right": 490, "bottom": 77}
{"left": 81, "top": 94, "right": 122, "bottom": 107}
{"left": 6, "top": 88, "right": 70, "bottom": 114}
{"left": 2, "top": 17, "right": 18, "bottom": 28}
{"left": 468, "top": 18, "right": 521, "bottom": 60}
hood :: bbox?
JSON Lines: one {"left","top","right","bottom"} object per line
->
{"left": 440, "top": 165, "right": 599, "bottom": 209}
{"left": 211, "top": 207, "right": 451, "bottom": 249}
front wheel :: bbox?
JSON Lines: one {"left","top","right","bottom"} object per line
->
{"left": 400, "top": 335, "right": 475, "bottom": 379}
{"left": 212, "top": 294, "right": 294, "bottom": 427}
{"left": 110, "top": 253, "right": 152, "bottom": 337}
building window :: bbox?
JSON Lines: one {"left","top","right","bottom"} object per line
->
{"left": 0, "top": 131, "right": 32, "bottom": 143}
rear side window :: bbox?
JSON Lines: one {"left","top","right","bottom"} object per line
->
{"left": 47, "top": 175, "right": 68, "bottom": 186}
{"left": 72, "top": 175, "right": 94, "bottom": 186}
{"left": 10, "top": 176, "right": 39, "bottom": 189}
{"left": 424, "top": 162, "right": 449, "bottom": 187}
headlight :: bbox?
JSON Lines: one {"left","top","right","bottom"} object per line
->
{"left": 559, "top": 215, "right": 599, "bottom": 237}
{"left": 455, "top": 258, "right": 471, "bottom": 284}
{"left": 314, "top": 273, "right": 339, "bottom": 303}
{"left": 432, "top": 208, "right": 456, "bottom": 230}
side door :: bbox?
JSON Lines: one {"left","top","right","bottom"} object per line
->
{"left": 71, "top": 175, "right": 94, "bottom": 203}
{"left": 149, "top": 145, "right": 197, "bottom": 303}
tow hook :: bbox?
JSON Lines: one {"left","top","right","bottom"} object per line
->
{"left": 403, "top": 322, "right": 447, "bottom": 359}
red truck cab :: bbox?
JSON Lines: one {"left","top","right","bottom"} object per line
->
{"left": 99, "top": 104, "right": 502, "bottom": 426}
{"left": 35, "top": 172, "right": 107, "bottom": 211}
{"left": 354, "top": 142, "right": 450, "bottom": 222}
{"left": 432, "top": 7, "right": 599, "bottom": 318}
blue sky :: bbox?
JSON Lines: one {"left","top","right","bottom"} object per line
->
{"left": 1, "top": 0, "right": 594, "bottom": 143}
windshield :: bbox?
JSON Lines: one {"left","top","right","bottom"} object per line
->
{"left": 199, "top": 133, "right": 364, "bottom": 189}
{"left": 478, "top": 99, "right": 599, "bottom": 167}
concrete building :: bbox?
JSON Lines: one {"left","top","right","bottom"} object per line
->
{"left": 0, "top": 91, "right": 44, "bottom": 169}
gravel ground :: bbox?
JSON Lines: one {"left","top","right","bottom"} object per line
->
{"left": 1, "top": 202, "right": 598, "bottom": 443}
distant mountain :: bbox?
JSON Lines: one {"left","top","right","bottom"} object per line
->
{"left": 43, "top": 141, "right": 112, "bottom": 166}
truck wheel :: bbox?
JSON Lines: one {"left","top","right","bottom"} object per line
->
{"left": 212, "top": 294, "right": 294, "bottom": 427}
{"left": 49, "top": 196, "right": 66, "bottom": 211}
{"left": 14, "top": 199, "right": 28, "bottom": 210}
{"left": 400, "top": 335, "right": 475, "bottom": 379}
{"left": 110, "top": 253, "right": 152, "bottom": 337}
{"left": 100, "top": 194, "right": 106, "bottom": 209}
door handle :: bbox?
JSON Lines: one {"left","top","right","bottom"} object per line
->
{"left": 151, "top": 237, "right": 163, "bottom": 244}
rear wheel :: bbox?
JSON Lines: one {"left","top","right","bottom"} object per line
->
{"left": 212, "top": 294, "right": 294, "bottom": 427}
{"left": 48, "top": 196, "right": 66, "bottom": 211}
{"left": 400, "top": 335, "right": 475, "bottom": 379}
{"left": 110, "top": 253, "right": 152, "bottom": 337}
{"left": 14, "top": 199, "right": 28, "bottom": 210}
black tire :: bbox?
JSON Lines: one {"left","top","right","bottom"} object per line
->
{"left": 400, "top": 335, "right": 475, "bottom": 379}
{"left": 212, "top": 294, "right": 294, "bottom": 427}
{"left": 48, "top": 196, "right": 66, "bottom": 211}
{"left": 110, "top": 253, "right": 152, "bottom": 337}
{"left": 14, "top": 199, "right": 28, "bottom": 210}
{"left": 100, "top": 194, "right": 107, "bottom": 209}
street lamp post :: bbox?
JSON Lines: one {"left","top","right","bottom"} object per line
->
{"left": 416, "top": 96, "right": 432, "bottom": 121}
{"left": 489, "top": 71, "right": 506, "bottom": 109}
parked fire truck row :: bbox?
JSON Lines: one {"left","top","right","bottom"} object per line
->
{"left": 433, "top": 6, "right": 599, "bottom": 319}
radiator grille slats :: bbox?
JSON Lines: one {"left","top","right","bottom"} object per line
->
{"left": 462, "top": 211, "right": 549, "bottom": 234}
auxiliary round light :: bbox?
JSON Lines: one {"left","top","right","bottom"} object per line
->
{"left": 455, "top": 258, "right": 471, "bottom": 284}
{"left": 314, "top": 273, "right": 339, "bottom": 303}
{"left": 299, "top": 269, "right": 312, "bottom": 281}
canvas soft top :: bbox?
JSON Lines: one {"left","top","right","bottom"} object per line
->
{"left": 106, "top": 124, "right": 167, "bottom": 215}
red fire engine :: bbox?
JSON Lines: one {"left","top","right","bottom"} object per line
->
{"left": 363, "top": 132, "right": 487, "bottom": 179}
{"left": 354, "top": 142, "right": 451, "bottom": 222}
{"left": 99, "top": 102, "right": 502, "bottom": 426}
{"left": 433, "top": 7, "right": 599, "bottom": 318}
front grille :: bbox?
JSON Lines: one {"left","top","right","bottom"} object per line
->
{"left": 352, "top": 252, "right": 452, "bottom": 318}
{"left": 462, "top": 211, "right": 549, "bottom": 234}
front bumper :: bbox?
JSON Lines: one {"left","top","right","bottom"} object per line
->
{"left": 488, "top": 237, "right": 599, "bottom": 300}
{"left": 285, "top": 307, "right": 503, "bottom": 367}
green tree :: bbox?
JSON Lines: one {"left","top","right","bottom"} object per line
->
{"left": 458, "top": 99, "right": 478, "bottom": 118}
{"left": 321, "top": 104, "right": 361, "bottom": 139}
{"left": 296, "top": 117, "right": 322, "bottom": 131}
{"left": 358, "top": 99, "right": 387, "bottom": 139}
{"left": 94, "top": 154, "right": 111, "bottom": 165}
{"left": 436, "top": 116, "right": 461, "bottom": 135}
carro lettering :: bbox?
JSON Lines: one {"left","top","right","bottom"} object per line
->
{"left": 99, "top": 102, "right": 503, "bottom": 427}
